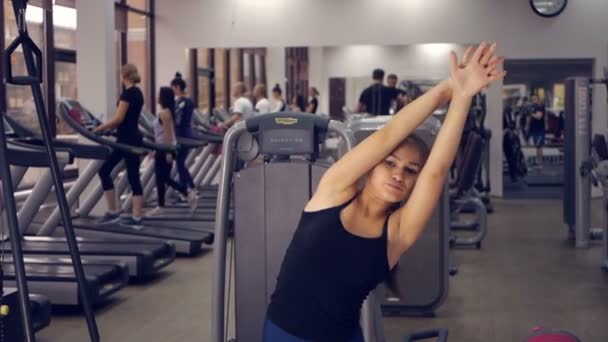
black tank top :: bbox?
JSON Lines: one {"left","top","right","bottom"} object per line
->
{"left": 267, "top": 195, "right": 390, "bottom": 341}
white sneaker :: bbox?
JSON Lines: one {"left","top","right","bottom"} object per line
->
{"left": 145, "top": 206, "right": 163, "bottom": 218}
{"left": 187, "top": 191, "right": 199, "bottom": 213}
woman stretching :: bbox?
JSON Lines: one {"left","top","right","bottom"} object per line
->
{"left": 263, "top": 42, "right": 505, "bottom": 341}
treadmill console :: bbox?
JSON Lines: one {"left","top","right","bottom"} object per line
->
{"left": 246, "top": 113, "right": 329, "bottom": 157}
{"left": 61, "top": 100, "right": 102, "bottom": 130}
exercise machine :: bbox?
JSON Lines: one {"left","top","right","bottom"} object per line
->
{"left": 212, "top": 112, "right": 448, "bottom": 341}
{"left": 2, "top": 1, "right": 101, "bottom": 339}
{"left": 450, "top": 131, "right": 489, "bottom": 249}
{"left": 591, "top": 134, "right": 608, "bottom": 270}
{"left": 563, "top": 72, "right": 607, "bottom": 248}
{"left": 346, "top": 115, "right": 451, "bottom": 316}
{"left": 3, "top": 116, "right": 176, "bottom": 280}
{"left": 49, "top": 99, "right": 213, "bottom": 255}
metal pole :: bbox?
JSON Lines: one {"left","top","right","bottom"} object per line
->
{"left": 9, "top": 1, "right": 100, "bottom": 340}
{"left": 211, "top": 123, "right": 244, "bottom": 342}
{"left": 0, "top": 116, "right": 35, "bottom": 341}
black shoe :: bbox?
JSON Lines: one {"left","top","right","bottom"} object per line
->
{"left": 96, "top": 212, "right": 120, "bottom": 225}
{"left": 121, "top": 217, "right": 144, "bottom": 230}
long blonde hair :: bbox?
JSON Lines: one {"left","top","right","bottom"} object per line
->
{"left": 122, "top": 64, "right": 141, "bottom": 84}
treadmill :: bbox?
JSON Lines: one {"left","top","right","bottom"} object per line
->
{"left": 138, "top": 110, "right": 224, "bottom": 209}
{"left": 3, "top": 116, "right": 176, "bottom": 280}
{"left": 53, "top": 99, "right": 212, "bottom": 255}
{"left": 1, "top": 142, "right": 129, "bottom": 306}
{"left": 122, "top": 111, "right": 230, "bottom": 232}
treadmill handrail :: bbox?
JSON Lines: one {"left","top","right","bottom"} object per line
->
{"left": 191, "top": 129, "right": 224, "bottom": 144}
{"left": 4, "top": 115, "right": 37, "bottom": 138}
{"left": 139, "top": 111, "right": 198, "bottom": 150}
{"left": 142, "top": 107, "right": 223, "bottom": 145}
{"left": 16, "top": 137, "right": 112, "bottom": 160}
{"left": 58, "top": 99, "right": 147, "bottom": 155}
{"left": 4, "top": 115, "right": 114, "bottom": 159}
{"left": 6, "top": 140, "right": 73, "bottom": 167}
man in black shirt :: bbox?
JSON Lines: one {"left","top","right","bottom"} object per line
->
{"left": 528, "top": 95, "right": 546, "bottom": 168}
{"left": 356, "top": 68, "right": 398, "bottom": 115}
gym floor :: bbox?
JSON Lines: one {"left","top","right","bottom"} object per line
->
{"left": 37, "top": 198, "right": 608, "bottom": 342}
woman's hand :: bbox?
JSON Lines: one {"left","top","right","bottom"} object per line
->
{"left": 450, "top": 42, "right": 506, "bottom": 98}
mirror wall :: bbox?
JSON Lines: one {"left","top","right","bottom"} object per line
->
{"left": 181, "top": 43, "right": 469, "bottom": 122}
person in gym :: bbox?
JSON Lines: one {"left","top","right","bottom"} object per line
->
{"left": 306, "top": 86, "right": 320, "bottom": 113}
{"left": 263, "top": 42, "right": 505, "bottom": 341}
{"left": 290, "top": 94, "right": 307, "bottom": 112}
{"left": 271, "top": 84, "right": 287, "bottom": 112}
{"left": 387, "top": 73, "right": 398, "bottom": 88}
{"left": 387, "top": 74, "right": 401, "bottom": 114}
{"left": 218, "top": 82, "right": 254, "bottom": 129}
{"left": 147, "top": 87, "right": 197, "bottom": 216}
{"left": 356, "top": 68, "right": 398, "bottom": 115}
{"left": 93, "top": 64, "right": 146, "bottom": 228}
{"left": 528, "top": 94, "right": 546, "bottom": 169}
{"left": 254, "top": 84, "right": 272, "bottom": 114}
{"left": 518, "top": 96, "right": 530, "bottom": 145}
{"left": 170, "top": 72, "right": 197, "bottom": 194}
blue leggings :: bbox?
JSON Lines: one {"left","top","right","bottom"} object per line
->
{"left": 262, "top": 320, "right": 364, "bottom": 342}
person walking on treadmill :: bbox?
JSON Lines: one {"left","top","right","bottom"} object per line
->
{"left": 170, "top": 72, "right": 197, "bottom": 194}
{"left": 306, "top": 86, "right": 319, "bottom": 114}
{"left": 254, "top": 84, "right": 272, "bottom": 114}
{"left": 271, "top": 84, "right": 287, "bottom": 112}
{"left": 528, "top": 94, "right": 546, "bottom": 169}
{"left": 217, "top": 82, "right": 254, "bottom": 130}
{"left": 148, "top": 87, "right": 198, "bottom": 216}
{"left": 263, "top": 42, "right": 505, "bottom": 342}
{"left": 93, "top": 64, "right": 146, "bottom": 229}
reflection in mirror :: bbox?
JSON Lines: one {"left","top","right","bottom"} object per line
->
{"left": 501, "top": 58, "right": 593, "bottom": 198}
{"left": 184, "top": 43, "right": 468, "bottom": 123}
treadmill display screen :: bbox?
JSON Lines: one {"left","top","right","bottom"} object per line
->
{"left": 259, "top": 128, "right": 314, "bottom": 155}
{"left": 62, "top": 101, "right": 102, "bottom": 130}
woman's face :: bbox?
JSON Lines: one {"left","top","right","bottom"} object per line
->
{"left": 366, "top": 143, "right": 424, "bottom": 204}
{"left": 272, "top": 91, "right": 280, "bottom": 100}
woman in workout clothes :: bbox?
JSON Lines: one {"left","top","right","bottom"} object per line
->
{"left": 263, "top": 42, "right": 505, "bottom": 342}
{"left": 94, "top": 64, "right": 146, "bottom": 229}
{"left": 170, "top": 72, "right": 197, "bottom": 194}
{"left": 271, "top": 84, "right": 287, "bottom": 112}
{"left": 147, "top": 87, "right": 198, "bottom": 216}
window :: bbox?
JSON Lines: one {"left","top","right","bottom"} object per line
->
{"left": 255, "top": 54, "right": 264, "bottom": 85}
{"left": 197, "top": 49, "right": 210, "bottom": 112}
{"left": 115, "top": 0, "right": 154, "bottom": 113}
{"left": 4, "top": 0, "right": 45, "bottom": 134}
{"left": 127, "top": 11, "right": 149, "bottom": 110}
{"left": 215, "top": 49, "right": 227, "bottom": 111}
{"left": 127, "top": 0, "right": 148, "bottom": 11}
{"left": 55, "top": 61, "right": 77, "bottom": 135}
{"left": 230, "top": 49, "right": 242, "bottom": 104}
{"left": 243, "top": 51, "right": 252, "bottom": 93}
{"left": 53, "top": 2, "right": 76, "bottom": 50}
